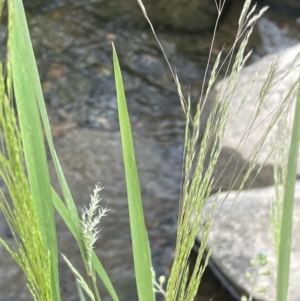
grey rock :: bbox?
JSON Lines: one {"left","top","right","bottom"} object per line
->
{"left": 256, "top": 18, "right": 297, "bottom": 56}
{"left": 215, "top": 43, "right": 300, "bottom": 175}
{"left": 197, "top": 183, "right": 300, "bottom": 301}
{"left": 28, "top": 13, "right": 74, "bottom": 53}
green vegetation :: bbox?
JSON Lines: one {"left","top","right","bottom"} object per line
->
{"left": 113, "top": 43, "right": 154, "bottom": 301}
{"left": 0, "top": 0, "right": 299, "bottom": 301}
{"left": 275, "top": 91, "right": 300, "bottom": 301}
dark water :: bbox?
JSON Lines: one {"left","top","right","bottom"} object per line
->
{"left": 0, "top": 1, "right": 299, "bottom": 301}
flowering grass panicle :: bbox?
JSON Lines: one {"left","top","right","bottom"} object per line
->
{"left": 81, "top": 183, "right": 110, "bottom": 271}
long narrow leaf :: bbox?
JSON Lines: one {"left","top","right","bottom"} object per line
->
{"left": 11, "top": 0, "right": 82, "bottom": 241}
{"left": 276, "top": 90, "right": 300, "bottom": 301}
{"left": 9, "top": 1, "right": 60, "bottom": 299}
{"left": 113, "top": 43, "right": 154, "bottom": 301}
{"left": 9, "top": 1, "right": 119, "bottom": 300}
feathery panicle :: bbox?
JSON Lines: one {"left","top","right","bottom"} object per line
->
{"left": 246, "top": 6, "right": 269, "bottom": 29}
{"left": 63, "top": 183, "right": 109, "bottom": 301}
{"left": 238, "top": 0, "right": 251, "bottom": 26}
{"left": 81, "top": 183, "right": 110, "bottom": 271}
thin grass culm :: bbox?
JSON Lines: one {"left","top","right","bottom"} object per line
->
{"left": 159, "top": 3, "right": 274, "bottom": 301}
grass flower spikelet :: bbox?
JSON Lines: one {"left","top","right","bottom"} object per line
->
{"left": 81, "top": 183, "right": 109, "bottom": 270}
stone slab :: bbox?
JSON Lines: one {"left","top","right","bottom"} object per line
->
{"left": 197, "top": 182, "right": 300, "bottom": 301}
{"left": 216, "top": 43, "right": 300, "bottom": 175}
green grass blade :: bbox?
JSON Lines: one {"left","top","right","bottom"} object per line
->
{"left": 51, "top": 189, "right": 119, "bottom": 301}
{"left": 9, "top": 2, "right": 118, "bottom": 299}
{"left": 29, "top": 33, "right": 120, "bottom": 301}
{"left": 9, "top": 1, "right": 60, "bottom": 299}
{"left": 76, "top": 280, "right": 87, "bottom": 301}
{"left": 10, "top": 0, "right": 82, "bottom": 242}
{"left": 39, "top": 52, "right": 120, "bottom": 301}
{"left": 112, "top": 43, "right": 154, "bottom": 301}
{"left": 276, "top": 90, "right": 300, "bottom": 301}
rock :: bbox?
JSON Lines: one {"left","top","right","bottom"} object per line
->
{"left": 85, "top": 0, "right": 218, "bottom": 32}
{"left": 210, "top": 147, "right": 275, "bottom": 193}
{"left": 197, "top": 182, "right": 300, "bottom": 301}
{"left": 27, "top": 12, "right": 74, "bottom": 53}
{"left": 255, "top": 18, "right": 297, "bottom": 57}
{"left": 130, "top": 0, "right": 219, "bottom": 32}
{"left": 215, "top": 43, "right": 300, "bottom": 175}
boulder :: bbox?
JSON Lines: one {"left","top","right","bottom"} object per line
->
{"left": 215, "top": 43, "right": 300, "bottom": 175}
{"left": 197, "top": 182, "right": 300, "bottom": 301}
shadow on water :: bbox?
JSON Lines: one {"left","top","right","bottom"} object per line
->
{"left": 0, "top": 1, "right": 300, "bottom": 300}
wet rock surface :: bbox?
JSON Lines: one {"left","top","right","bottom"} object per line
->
{"left": 198, "top": 183, "right": 300, "bottom": 301}
{"left": 23, "top": 0, "right": 300, "bottom": 32}
{"left": 27, "top": 5, "right": 209, "bottom": 137}
{"left": 81, "top": 0, "right": 219, "bottom": 32}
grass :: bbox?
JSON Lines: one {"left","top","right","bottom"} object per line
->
{"left": 0, "top": 0, "right": 299, "bottom": 301}
{"left": 113, "top": 43, "right": 154, "bottom": 301}
{"left": 275, "top": 91, "right": 300, "bottom": 301}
